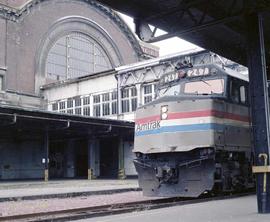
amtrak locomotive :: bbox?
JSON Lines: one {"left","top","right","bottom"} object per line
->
{"left": 133, "top": 63, "right": 254, "bottom": 197}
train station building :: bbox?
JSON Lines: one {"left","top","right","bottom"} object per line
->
{"left": 0, "top": 0, "right": 157, "bottom": 180}
{"left": 0, "top": 0, "right": 247, "bottom": 181}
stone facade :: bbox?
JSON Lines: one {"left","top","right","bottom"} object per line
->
{"left": 0, "top": 0, "right": 144, "bottom": 108}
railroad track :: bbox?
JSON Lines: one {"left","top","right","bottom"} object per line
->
{"left": 0, "top": 191, "right": 254, "bottom": 222}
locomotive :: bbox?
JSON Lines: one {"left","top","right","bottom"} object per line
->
{"left": 133, "top": 63, "right": 254, "bottom": 197}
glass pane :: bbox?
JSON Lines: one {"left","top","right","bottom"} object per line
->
{"left": 46, "top": 33, "right": 112, "bottom": 80}
{"left": 83, "top": 96, "right": 90, "bottom": 105}
{"left": 159, "top": 85, "right": 181, "bottom": 97}
{"left": 112, "top": 101, "right": 118, "bottom": 114}
{"left": 231, "top": 81, "right": 240, "bottom": 103}
{"left": 144, "top": 85, "right": 152, "bottom": 94}
{"left": 240, "top": 86, "right": 246, "bottom": 103}
{"left": 83, "top": 106, "right": 91, "bottom": 116}
{"left": 122, "top": 100, "right": 129, "bottom": 113}
{"left": 67, "top": 99, "right": 73, "bottom": 108}
{"left": 184, "top": 79, "right": 224, "bottom": 95}
{"left": 121, "top": 89, "right": 129, "bottom": 98}
{"left": 144, "top": 96, "right": 152, "bottom": 104}
{"left": 131, "top": 98, "right": 137, "bottom": 111}
{"left": 102, "top": 93, "right": 110, "bottom": 102}
{"left": 59, "top": 101, "right": 66, "bottom": 110}
{"left": 67, "top": 109, "right": 73, "bottom": 114}
{"left": 74, "top": 97, "right": 81, "bottom": 107}
{"left": 102, "top": 103, "right": 110, "bottom": 116}
{"left": 93, "top": 95, "right": 100, "bottom": 103}
{"left": 46, "top": 36, "right": 67, "bottom": 80}
{"left": 52, "top": 103, "right": 58, "bottom": 111}
{"left": 131, "top": 87, "right": 137, "bottom": 97}
{"left": 112, "top": 91, "right": 118, "bottom": 100}
{"left": 93, "top": 105, "right": 101, "bottom": 117}
{"left": 75, "top": 108, "right": 81, "bottom": 115}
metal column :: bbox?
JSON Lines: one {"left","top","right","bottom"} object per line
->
{"left": 44, "top": 129, "right": 49, "bottom": 182}
{"left": 116, "top": 74, "right": 122, "bottom": 119}
{"left": 247, "top": 13, "right": 270, "bottom": 213}
{"left": 118, "top": 137, "right": 126, "bottom": 179}
{"left": 88, "top": 139, "right": 95, "bottom": 180}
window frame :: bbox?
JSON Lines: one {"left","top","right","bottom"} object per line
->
{"left": 0, "top": 75, "right": 4, "bottom": 91}
{"left": 143, "top": 83, "right": 157, "bottom": 105}
{"left": 229, "top": 78, "right": 249, "bottom": 106}
{"left": 121, "top": 86, "right": 137, "bottom": 113}
{"left": 46, "top": 32, "right": 112, "bottom": 81}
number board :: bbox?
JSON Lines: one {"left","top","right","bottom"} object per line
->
{"left": 159, "top": 66, "right": 217, "bottom": 85}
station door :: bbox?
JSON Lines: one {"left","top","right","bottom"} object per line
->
{"left": 99, "top": 137, "right": 118, "bottom": 178}
{"left": 49, "top": 141, "right": 66, "bottom": 179}
{"left": 75, "top": 140, "right": 88, "bottom": 178}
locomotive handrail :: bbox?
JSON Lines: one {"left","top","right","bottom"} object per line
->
{"left": 133, "top": 159, "right": 152, "bottom": 168}
{"left": 178, "top": 156, "right": 211, "bottom": 168}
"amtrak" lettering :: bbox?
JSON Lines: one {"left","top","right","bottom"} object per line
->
{"left": 136, "top": 121, "right": 161, "bottom": 131}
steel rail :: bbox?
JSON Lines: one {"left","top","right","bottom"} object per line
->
{"left": 0, "top": 191, "right": 254, "bottom": 222}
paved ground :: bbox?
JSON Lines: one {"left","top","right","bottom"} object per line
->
{"left": 0, "top": 191, "right": 160, "bottom": 217}
{"left": 0, "top": 179, "right": 139, "bottom": 200}
{"left": 76, "top": 195, "right": 270, "bottom": 222}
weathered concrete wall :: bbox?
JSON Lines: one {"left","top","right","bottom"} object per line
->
{"left": 0, "top": 91, "right": 44, "bottom": 109}
{"left": 0, "top": 140, "right": 45, "bottom": 180}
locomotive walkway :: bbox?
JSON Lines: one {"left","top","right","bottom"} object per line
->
{"left": 0, "top": 179, "right": 139, "bottom": 202}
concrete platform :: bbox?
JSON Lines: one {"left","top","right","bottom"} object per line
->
{"left": 76, "top": 195, "right": 270, "bottom": 222}
{"left": 0, "top": 179, "right": 139, "bottom": 202}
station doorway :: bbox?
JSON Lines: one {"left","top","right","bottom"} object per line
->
{"left": 99, "top": 137, "right": 119, "bottom": 178}
{"left": 49, "top": 141, "right": 66, "bottom": 179}
{"left": 49, "top": 139, "right": 88, "bottom": 179}
{"left": 74, "top": 139, "right": 88, "bottom": 178}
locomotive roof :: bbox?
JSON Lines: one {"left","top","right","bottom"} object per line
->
{"left": 193, "top": 63, "right": 249, "bottom": 82}
{"left": 158, "top": 63, "right": 249, "bottom": 85}
{"left": 216, "top": 65, "right": 248, "bottom": 82}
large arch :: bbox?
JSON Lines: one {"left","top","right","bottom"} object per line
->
{"left": 35, "top": 16, "right": 125, "bottom": 90}
{"left": 0, "top": 0, "right": 144, "bottom": 94}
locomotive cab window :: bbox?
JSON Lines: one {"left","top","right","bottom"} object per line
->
{"left": 240, "top": 85, "right": 246, "bottom": 104}
{"left": 230, "top": 79, "right": 248, "bottom": 105}
{"left": 184, "top": 78, "right": 224, "bottom": 95}
{"left": 158, "top": 84, "right": 181, "bottom": 97}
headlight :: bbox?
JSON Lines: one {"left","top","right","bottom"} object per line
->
{"left": 161, "top": 105, "right": 168, "bottom": 120}
{"left": 161, "top": 113, "right": 168, "bottom": 120}
{"left": 161, "top": 106, "right": 168, "bottom": 113}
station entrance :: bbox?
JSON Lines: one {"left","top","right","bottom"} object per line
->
{"left": 99, "top": 137, "right": 119, "bottom": 178}
{"left": 49, "top": 139, "right": 89, "bottom": 179}
{"left": 49, "top": 137, "right": 120, "bottom": 179}
{"left": 49, "top": 141, "right": 66, "bottom": 179}
{"left": 74, "top": 140, "right": 88, "bottom": 178}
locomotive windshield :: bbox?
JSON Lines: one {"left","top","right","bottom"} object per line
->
{"left": 183, "top": 79, "right": 224, "bottom": 95}
{"left": 157, "top": 64, "right": 225, "bottom": 97}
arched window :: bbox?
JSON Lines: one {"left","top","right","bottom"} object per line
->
{"left": 46, "top": 32, "right": 112, "bottom": 80}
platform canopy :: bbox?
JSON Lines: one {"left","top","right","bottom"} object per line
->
{"left": 97, "top": 0, "right": 270, "bottom": 66}
{"left": 0, "top": 105, "right": 134, "bottom": 141}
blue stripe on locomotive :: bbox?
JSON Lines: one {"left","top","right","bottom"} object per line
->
{"left": 135, "top": 123, "right": 246, "bottom": 137}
